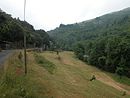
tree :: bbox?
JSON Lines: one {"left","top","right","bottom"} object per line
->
{"left": 98, "top": 56, "right": 106, "bottom": 69}
{"left": 116, "top": 67, "right": 124, "bottom": 79}
{"left": 73, "top": 43, "right": 85, "bottom": 60}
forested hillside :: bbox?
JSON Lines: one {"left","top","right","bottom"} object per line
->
{"left": 49, "top": 8, "right": 130, "bottom": 50}
{"left": 48, "top": 8, "right": 130, "bottom": 77}
{"left": 0, "top": 9, "right": 51, "bottom": 49}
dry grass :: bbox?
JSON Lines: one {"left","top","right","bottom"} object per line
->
{"left": 1, "top": 51, "right": 130, "bottom": 98}
{"left": 37, "top": 51, "right": 130, "bottom": 98}
{"left": 0, "top": 51, "right": 48, "bottom": 98}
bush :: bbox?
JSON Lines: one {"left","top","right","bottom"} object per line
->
{"left": 98, "top": 56, "right": 106, "bottom": 69}
{"left": 116, "top": 67, "right": 124, "bottom": 79}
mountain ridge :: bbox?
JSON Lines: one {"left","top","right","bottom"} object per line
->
{"left": 48, "top": 7, "right": 130, "bottom": 50}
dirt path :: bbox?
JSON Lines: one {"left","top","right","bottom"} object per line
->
{"left": 59, "top": 52, "right": 130, "bottom": 95}
{"left": 40, "top": 51, "right": 130, "bottom": 98}
{"left": 95, "top": 72, "right": 130, "bottom": 94}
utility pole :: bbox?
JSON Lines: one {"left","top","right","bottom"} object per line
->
{"left": 24, "top": 0, "right": 27, "bottom": 75}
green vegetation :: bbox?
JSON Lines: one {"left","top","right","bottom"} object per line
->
{"left": 0, "top": 73, "right": 37, "bottom": 98}
{"left": 0, "top": 6, "right": 130, "bottom": 98}
{"left": 107, "top": 73, "right": 130, "bottom": 87}
{"left": 39, "top": 51, "right": 130, "bottom": 98}
{"left": 0, "top": 52, "right": 47, "bottom": 98}
{"left": 49, "top": 8, "right": 130, "bottom": 50}
{"left": 49, "top": 7, "right": 130, "bottom": 78}
{"left": 34, "top": 53, "right": 56, "bottom": 74}
{"left": 0, "top": 9, "right": 51, "bottom": 49}
{"left": 0, "top": 51, "right": 130, "bottom": 98}
{"left": 74, "top": 36, "right": 130, "bottom": 78}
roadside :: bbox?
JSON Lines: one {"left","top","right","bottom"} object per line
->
{"left": 0, "top": 51, "right": 48, "bottom": 98}
{"left": 0, "top": 50, "right": 14, "bottom": 66}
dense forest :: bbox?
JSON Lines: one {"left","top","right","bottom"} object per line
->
{"left": 48, "top": 8, "right": 130, "bottom": 77}
{"left": 0, "top": 9, "right": 51, "bottom": 49}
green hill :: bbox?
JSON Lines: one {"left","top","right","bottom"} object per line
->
{"left": 48, "top": 7, "right": 130, "bottom": 50}
{"left": 48, "top": 8, "right": 130, "bottom": 77}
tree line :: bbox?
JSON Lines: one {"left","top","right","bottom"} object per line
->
{"left": 49, "top": 8, "right": 130, "bottom": 78}
{"left": 74, "top": 34, "right": 130, "bottom": 78}
{"left": 0, "top": 9, "right": 51, "bottom": 49}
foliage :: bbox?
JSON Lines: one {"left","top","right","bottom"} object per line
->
{"left": 49, "top": 8, "right": 130, "bottom": 77}
{"left": 116, "top": 67, "right": 124, "bottom": 79}
{"left": 48, "top": 8, "right": 130, "bottom": 50}
{"left": 73, "top": 36, "right": 130, "bottom": 77}
{"left": 0, "top": 10, "right": 51, "bottom": 49}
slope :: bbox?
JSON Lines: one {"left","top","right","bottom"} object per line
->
{"left": 1, "top": 51, "right": 130, "bottom": 98}
{"left": 48, "top": 7, "right": 130, "bottom": 50}
{"left": 33, "top": 51, "right": 130, "bottom": 98}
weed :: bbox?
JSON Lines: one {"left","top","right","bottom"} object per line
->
{"left": 0, "top": 52, "right": 46, "bottom": 98}
{"left": 34, "top": 53, "right": 56, "bottom": 74}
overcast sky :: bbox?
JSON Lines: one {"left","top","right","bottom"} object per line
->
{"left": 0, "top": 0, "right": 130, "bottom": 31}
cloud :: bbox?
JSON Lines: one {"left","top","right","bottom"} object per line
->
{"left": 0, "top": 0, "right": 130, "bottom": 31}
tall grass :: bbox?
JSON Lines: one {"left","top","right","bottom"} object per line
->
{"left": 34, "top": 53, "right": 56, "bottom": 74}
{"left": 0, "top": 51, "right": 46, "bottom": 98}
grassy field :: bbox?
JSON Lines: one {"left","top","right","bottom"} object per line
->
{"left": 0, "top": 51, "right": 50, "bottom": 98}
{"left": 0, "top": 51, "right": 130, "bottom": 98}
{"left": 106, "top": 73, "right": 130, "bottom": 91}
{"left": 107, "top": 73, "right": 130, "bottom": 86}
{"left": 36, "top": 51, "right": 130, "bottom": 98}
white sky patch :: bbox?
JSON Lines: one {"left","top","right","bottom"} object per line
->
{"left": 0, "top": 0, "right": 130, "bottom": 31}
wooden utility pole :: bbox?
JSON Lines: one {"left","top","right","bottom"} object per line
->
{"left": 24, "top": 0, "right": 27, "bottom": 75}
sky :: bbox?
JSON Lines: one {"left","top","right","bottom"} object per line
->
{"left": 0, "top": 0, "right": 130, "bottom": 31}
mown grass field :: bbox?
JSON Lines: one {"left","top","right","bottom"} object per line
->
{"left": 0, "top": 51, "right": 130, "bottom": 98}
{"left": 34, "top": 51, "right": 130, "bottom": 98}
